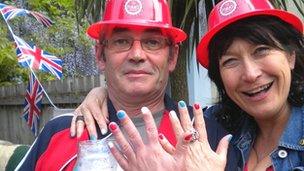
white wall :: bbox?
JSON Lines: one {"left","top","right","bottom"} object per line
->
{"left": 187, "top": 49, "right": 214, "bottom": 107}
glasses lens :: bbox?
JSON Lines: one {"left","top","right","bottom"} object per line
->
{"left": 142, "top": 37, "right": 167, "bottom": 51}
{"left": 107, "top": 37, "right": 132, "bottom": 52}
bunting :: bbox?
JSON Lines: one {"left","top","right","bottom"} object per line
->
{"left": 0, "top": 3, "right": 61, "bottom": 135}
{"left": 21, "top": 73, "right": 44, "bottom": 136}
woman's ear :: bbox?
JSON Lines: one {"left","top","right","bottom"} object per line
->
{"left": 288, "top": 51, "right": 296, "bottom": 70}
{"left": 95, "top": 43, "right": 106, "bottom": 71}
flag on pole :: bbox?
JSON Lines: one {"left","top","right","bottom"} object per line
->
{"left": 14, "top": 35, "right": 63, "bottom": 79}
{"left": 21, "top": 73, "right": 44, "bottom": 136}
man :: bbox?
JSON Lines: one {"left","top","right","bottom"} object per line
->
{"left": 16, "top": 0, "right": 231, "bottom": 170}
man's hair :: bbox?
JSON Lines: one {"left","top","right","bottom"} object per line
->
{"left": 207, "top": 16, "right": 304, "bottom": 133}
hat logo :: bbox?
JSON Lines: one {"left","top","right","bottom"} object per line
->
{"left": 125, "top": 0, "right": 143, "bottom": 15}
{"left": 219, "top": 0, "right": 237, "bottom": 16}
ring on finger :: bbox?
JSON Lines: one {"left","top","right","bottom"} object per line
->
{"left": 76, "top": 115, "right": 85, "bottom": 122}
{"left": 190, "top": 128, "right": 200, "bottom": 142}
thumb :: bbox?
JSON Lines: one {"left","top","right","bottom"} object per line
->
{"left": 216, "top": 134, "right": 232, "bottom": 160}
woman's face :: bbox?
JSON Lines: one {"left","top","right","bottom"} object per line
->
{"left": 219, "top": 38, "right": 295, "bottom": 120}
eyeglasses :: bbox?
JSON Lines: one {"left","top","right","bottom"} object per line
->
{"left": 102, "top": 36, "right": 172, "bottom": 53}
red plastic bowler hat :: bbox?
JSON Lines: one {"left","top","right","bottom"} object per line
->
{"left": 87, "top": 0, "right": 187, "bottom": 43}
{"left": 197, "top": 0, "right": 303, "bottom": 69}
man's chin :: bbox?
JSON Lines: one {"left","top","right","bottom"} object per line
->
{"left": 127, "top": 89, "right": 150, "bottom": 96}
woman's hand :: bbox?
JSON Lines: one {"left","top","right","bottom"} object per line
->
{"left": 108, "top": 107, "right": 190, "bottom": 171}
{"left": 70, "top": 87, "right": 109, "bottom": 139}
{"left": 160, "top": 101, "right": 232, "bottom": 171}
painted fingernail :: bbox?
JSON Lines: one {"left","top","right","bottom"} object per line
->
{"left": 141, "top": 106, "right": 149, "bottom": 114}
{"left": 108, "top": 141, "right": 114, "bottom": 148}
{"left": 159, "top": 133, "right": 164, "bottom": 140}
{"left": 70, "top": 132, "right": 75, "bottom": 138}
{"left": 109, "top": 122, "right": 118, "bottom": 131}
{"left": 227, "top": 134, "right": 233, "bottom": 142}
{"left": 117, "top": 110, "right": 126, "bottom": 120}
{"left": 101, "top": 128, "right": 108, "bottom": 135}
{"left": 169, "top": 110, "right": 178, "bottom": 120}
{"left": 90, "top": 135, "right": 97, "bottom": 140}
{"left": 194, "top": 103, "right": 200, "bottom": 110}
{"left": 178, "top": 100, "right": 186, "bottom": 108}
{"left": 184, "top": 134, "right": 192, "bottom": 141}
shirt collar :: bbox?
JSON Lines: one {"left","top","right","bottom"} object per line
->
{"left": 278, "top": 106, "right": 304, "bottom": 151}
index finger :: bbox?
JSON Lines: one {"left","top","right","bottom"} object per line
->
{"left": 88, "top": 98, "right": 108, "bottom": 135}
{"left": 117, "top": 110, "right": 145, "bottom": 150}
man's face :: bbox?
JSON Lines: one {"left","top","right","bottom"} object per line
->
{"left": 96, "top": 28, "right": 179, "bottom": 99}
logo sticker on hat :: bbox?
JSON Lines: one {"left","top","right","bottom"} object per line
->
{"left": 219, "top": 0, "right": 237, "bottom": 16}
{"left": 125, "top": 0, "right": 143, "bottom": 15}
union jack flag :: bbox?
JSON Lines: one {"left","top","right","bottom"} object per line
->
{"left": 30, "top": 11, "right": 53, "bottom": 27}
{"left": 0, "top": 3, "right": 27, "bottom": 21}
{"left": 0, "top": 3, "right": 53, "bottom": 27}
{"left": 14, "top": 35, "right": 63, "bottom": 79}
{"left": 22, "top": 73, "right": 44, "bottom": 136}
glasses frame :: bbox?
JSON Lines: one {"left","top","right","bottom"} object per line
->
{"left": 102, "top": 36, "right": 173, "bottom": 53}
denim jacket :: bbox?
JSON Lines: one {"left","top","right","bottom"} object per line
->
{"left": 230, "top": 106, "right": 304, "bottom": 171}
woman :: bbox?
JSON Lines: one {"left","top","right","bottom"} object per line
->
{"left": 72, "top": 0, "right": 304, "bottom": 170}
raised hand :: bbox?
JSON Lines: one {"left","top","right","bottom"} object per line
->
{"left": 159, "top": 101, "right": 232, "bottom": 171}
{"left": 107, "top": 107, "right": 190, "bottom": 171}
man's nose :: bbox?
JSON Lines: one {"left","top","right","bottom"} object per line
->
{"left": 128, "top": 40, "right": 146, "bottom": 63}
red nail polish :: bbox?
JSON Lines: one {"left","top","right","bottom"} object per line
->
{"left": 184, "top": 134, "right": 192, "bottom": 141}
{"left": 159, "top": 133, "right": 164, "bottom": 140}
{"left": 194, "top": 103, "right": 200, "bottom": 110}
{"left": 109, "top": 123, "right": 117, "bottom": 131}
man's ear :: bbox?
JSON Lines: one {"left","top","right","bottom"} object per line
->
{"left": 95, "top": 43, "right": 106, "bottom": 71}
{"left": 168, "top": 44, "right": 179, "bottom": 72}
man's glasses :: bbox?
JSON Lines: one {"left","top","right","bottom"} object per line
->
{"left": 102, "top": 36, "right": 172, "bottom": 53}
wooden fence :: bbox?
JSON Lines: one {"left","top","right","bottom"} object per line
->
{"left": 0, "top": 75, "right": 104, "bottom": 145}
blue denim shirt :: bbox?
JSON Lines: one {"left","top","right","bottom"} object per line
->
{"left": 231, "top": 106, "right": 304, "bottom": 171}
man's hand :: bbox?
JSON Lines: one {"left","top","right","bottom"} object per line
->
{"left": 108, "top": 107, "right": 189, "bottom": 171}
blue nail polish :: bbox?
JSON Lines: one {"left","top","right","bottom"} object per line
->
{"left": 117, "top": 110, "right": 126, "bottom": 120}
{"left": 178, "top": 100, "right": 186, "bottom": 108}
{"left": 90, "top": 135, "right": 97, "bottom": 140}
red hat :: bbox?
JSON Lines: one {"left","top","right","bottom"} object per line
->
{"left": 87, "top": 0, "right": 187, "bottom": 43}
{"left": 197, "top": 0, "right": 303, "bottom": 69}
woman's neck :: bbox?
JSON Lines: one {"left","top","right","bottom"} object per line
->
{"left": 252, "top": 102, "right": 292, "bottom": 162}
{"left": 255, "top": 102, "right": 291, "bottom": 140}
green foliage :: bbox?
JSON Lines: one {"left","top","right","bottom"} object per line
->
{"left": 271, "top": 0, "right": 304, "bottom": 18}
{"left": 0, "top": 20, "right": 28, "bottom": 86}
{"left": 27, "top": 0, "right": 74, "bottom": 17}
{"left": 75, "top": 0, "right": 105, "bottom": 25}
{"left": 0, "top": 0, "right": 94, "bottom": 85}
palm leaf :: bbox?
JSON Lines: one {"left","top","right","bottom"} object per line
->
{"left": 292, "top": 0, "right": 304, "bottom": 17}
